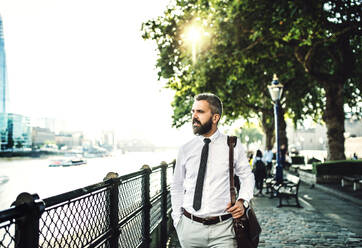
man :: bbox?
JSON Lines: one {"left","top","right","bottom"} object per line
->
{"left": 263, "top": 147, "right": 273, "bottom": 177}
{"left": 171, "top": 93, "right": 255, "bottom": 247}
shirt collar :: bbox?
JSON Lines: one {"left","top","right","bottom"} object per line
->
{"left": 198, "top": 129, "right": 220, "bottom": 143}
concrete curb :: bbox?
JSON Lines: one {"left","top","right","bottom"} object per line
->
{"left": 286, "top": 170, "right": 362, "bottom": 206}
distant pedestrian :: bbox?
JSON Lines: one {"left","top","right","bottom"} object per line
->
{"left": 263, "top": 147, "right": 273, "bottom": 177}
{"left": 253, "top": 149, "right": 267, "bottom": 196}
{"left": 352, "top": 152, "right": 358, "bottom": 160}
{"left": 280, "top": 144, "right": 287, "bottom": 167}
{"left": 171, "top": 93, "right": 255, "bottom": 247}
{"left": 284, "top": 152, "right": 292, "bottom": 170}
{"left": 248, "top": 152, "right": 254, "bottom": 167}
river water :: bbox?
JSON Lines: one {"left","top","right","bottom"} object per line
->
{"left": 0, "top": 149, "right": 177, "bottom": 211}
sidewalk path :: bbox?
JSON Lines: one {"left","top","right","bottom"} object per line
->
{"left": 167, "top": 182, "right": 362, "bottom": 247}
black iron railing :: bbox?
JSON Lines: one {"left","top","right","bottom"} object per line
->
{"left": 0, "top": 161, "right": 175, "bottom": 248}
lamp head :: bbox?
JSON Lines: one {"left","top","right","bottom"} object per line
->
{"left": 268, "top": 74, "right": 284, "bottom": 101}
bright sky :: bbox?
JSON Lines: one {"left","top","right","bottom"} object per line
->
{"left": 0, "top": 0, "right": 193, "bottom": 146}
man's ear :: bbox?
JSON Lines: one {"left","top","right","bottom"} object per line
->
{"left": 213, "top": 114, "right": 220, "bottom": 124}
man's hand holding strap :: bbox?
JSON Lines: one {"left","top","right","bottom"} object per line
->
{"left": 226, "top": 199, "right": 248, "bottom": 219}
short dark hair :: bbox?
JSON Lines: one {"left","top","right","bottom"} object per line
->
{"left": 194, "top": 93, "right": 223, "bottom": 116}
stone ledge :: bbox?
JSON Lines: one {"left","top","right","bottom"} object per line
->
{"left": 297, "top": 169, "right": 362, "bottom": 206}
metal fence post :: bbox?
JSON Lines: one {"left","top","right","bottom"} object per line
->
{"left": 108, "top": 177, "right": 120, "bottom": 248}
{"left": 160, "top": 161, "right": 168, "bottom": 248}
{"left": 12, "top": 192, "right": 45, "bottom": 248}
{"left": 141, "top": 165, "right": 152, "bottom": 248}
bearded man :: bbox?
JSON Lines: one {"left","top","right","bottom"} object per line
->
{"left": 171, "top": 93, "right": 255, "bottom": 247}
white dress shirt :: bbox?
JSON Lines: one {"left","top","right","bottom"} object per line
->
{"left": 263, "top": 150, "right": 273, "bottom": 163}
{"left": 171, "top": 129, "right": 255, "bottom": 227}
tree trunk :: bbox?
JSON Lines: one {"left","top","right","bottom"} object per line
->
{"left": 261, "top": 108, "right": 274, "bottom": 150}
{"left": 323, "top": 82, "right": 346, "bottom": 160}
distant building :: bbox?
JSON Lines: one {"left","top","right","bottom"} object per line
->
{"left": 71, "top": 131, "right": 84, "bottom": 147}
{"left": 0, "top": 17, "right": 33, "bottom": 151}
{"left": 287, "top": 124, "right": 327, "bottom": 151}
{"left": 31, "top": 117, "right": 68, "bottom": 134}
{"left": 55, "top": 132, "right": 79, "bottom": 149}
{"left": 0, "top": 15, "right": 8, "bottom": 113}
{"left": 287, "top": 118, "right": 362, "bottom": 151}
{"left": 345, "top": 137, "right": 362, "bottom": 159}
{"left": 345, "top": 117, "right": 362, "bottom": 137}
{"left": 0, "top": 113, "right": 32, "bottom": 150}
{"left": 55, "top": 133, "right": 72, "bottom": 149}
{"left": 101, "top": 130, "right": 116, "bottom": 151}
{"left": 32, "top": 127, "right": 55, "bottom": 149}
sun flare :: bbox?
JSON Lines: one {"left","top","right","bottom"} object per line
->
{"left": 181, "top": 22, "right": 210, "bottom": 63}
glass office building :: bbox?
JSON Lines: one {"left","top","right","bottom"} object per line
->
{"left": 0, "top": 15, "right": 8, "bottom": 113}
{"left": 0, "top": 113, "right": 32, "bottom": 150}
{"left": 0, "top": 16, "right": 32, "bottom": 151}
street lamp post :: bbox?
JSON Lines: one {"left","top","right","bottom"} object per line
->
{"left": 268, "top": 74, "right": 284, "bottom": 184}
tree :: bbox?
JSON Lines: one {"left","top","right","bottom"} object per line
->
{"left": 143, "top": 1, "right": 317, "bottom": 149}
{"left": 15, "top": 141, "right": 23, "bottom": 149}
{"left": 142, "top": 0, "right": 360, "bottom": 160}
{"left": 225, "top": 0, "right": 361, "bottom": 160}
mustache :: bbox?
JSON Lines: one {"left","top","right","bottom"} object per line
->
{"left": 192, "top": 119, "right": 201, "bottom": 125}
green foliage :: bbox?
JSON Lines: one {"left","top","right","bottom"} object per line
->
{"left": 233, "top": 123, "right": 264, "bottom": 146}
{"left": 15, "top": 141, "right": 23, "bottom": 149}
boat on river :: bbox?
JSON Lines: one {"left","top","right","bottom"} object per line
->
{"left": 0, "top": 176, "right": 9, "bottom": 185}
{"left": 49, "top": 158, "right": 87, "bottom": 167}
{"left": 63, "top": 158, "right": 87, "bottom": 167}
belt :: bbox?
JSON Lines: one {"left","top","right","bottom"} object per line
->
{"left": 183, "top": 209, "right": 232, "bottom": 225}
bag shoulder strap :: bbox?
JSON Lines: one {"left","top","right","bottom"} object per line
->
{"left": 227, "top": 136, "right": 237, "bottom": 205}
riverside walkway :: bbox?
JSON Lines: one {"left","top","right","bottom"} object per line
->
{"left": 167, "top": 182, "right": 362, "bottom": 247}
{"left": 1, "top": 161, "right": 361, "bottom": 247}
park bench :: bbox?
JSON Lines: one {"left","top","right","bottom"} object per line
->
{"left": 264, "top": 174, "right": 289, "bottom": 198}
{"left": 341, "top": 176, "right": 362, "bottom": 191}
{"left": 265, "top": 177, "right": 277, "bottom": 198}
{"left": 274, "top": 174, "right": 302, "bottom": 208}
{"left": 264, "top": 176, "right": 290, "bottom": 199}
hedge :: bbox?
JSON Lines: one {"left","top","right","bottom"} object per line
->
{"left": 312, "top": 160, "right": 362, "bottom": 176}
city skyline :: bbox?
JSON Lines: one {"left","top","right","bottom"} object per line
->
{"left": 0, "top": 0, "right": 194, "bottom": 147}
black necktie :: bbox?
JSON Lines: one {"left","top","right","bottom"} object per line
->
{"left": 193, "top": 138, "right": 211, "bottom": 211}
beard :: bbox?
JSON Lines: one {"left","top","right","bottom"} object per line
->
{"left": 192, "top": 117, "right": 213, "bottom": 135}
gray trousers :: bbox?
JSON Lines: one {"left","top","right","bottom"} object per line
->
{"left": 175, "top": 215, "right": 236, "bottom": 248}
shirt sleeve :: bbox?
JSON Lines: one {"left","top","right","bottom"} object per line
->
{"left": 262, "top": 153, "right": 267, "bottom": 163}
{"left": 170, "top": 146, "right": 185, "bottom": 227}
{"left": 234, "top": 140, "right": 255, "bottom": 202}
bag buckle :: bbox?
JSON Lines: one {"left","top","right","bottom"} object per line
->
{"left": 235, "top": 219, "right": 245, "bottom": 229}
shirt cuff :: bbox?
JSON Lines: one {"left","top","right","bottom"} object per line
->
{"left": 237, "top": 193, "right": 252, "bottom": 203}
{"left": 173, "top": 217, "right": 180, "bottom": 228}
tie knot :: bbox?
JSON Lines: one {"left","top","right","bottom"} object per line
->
{"left": 203, "top": 138, "right": 211, "bottom": 144}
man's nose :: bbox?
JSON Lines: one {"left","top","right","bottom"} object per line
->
{"left": 192, "top": 112, "right": 198, "bottom": 119}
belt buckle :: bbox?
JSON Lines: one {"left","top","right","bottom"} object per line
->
{"left": 202, "top": 217, "right": 212, "bottom": 225}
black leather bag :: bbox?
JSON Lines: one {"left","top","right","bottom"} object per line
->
{"left": 227, "top": 136, "right": 261, "bottom": 248}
